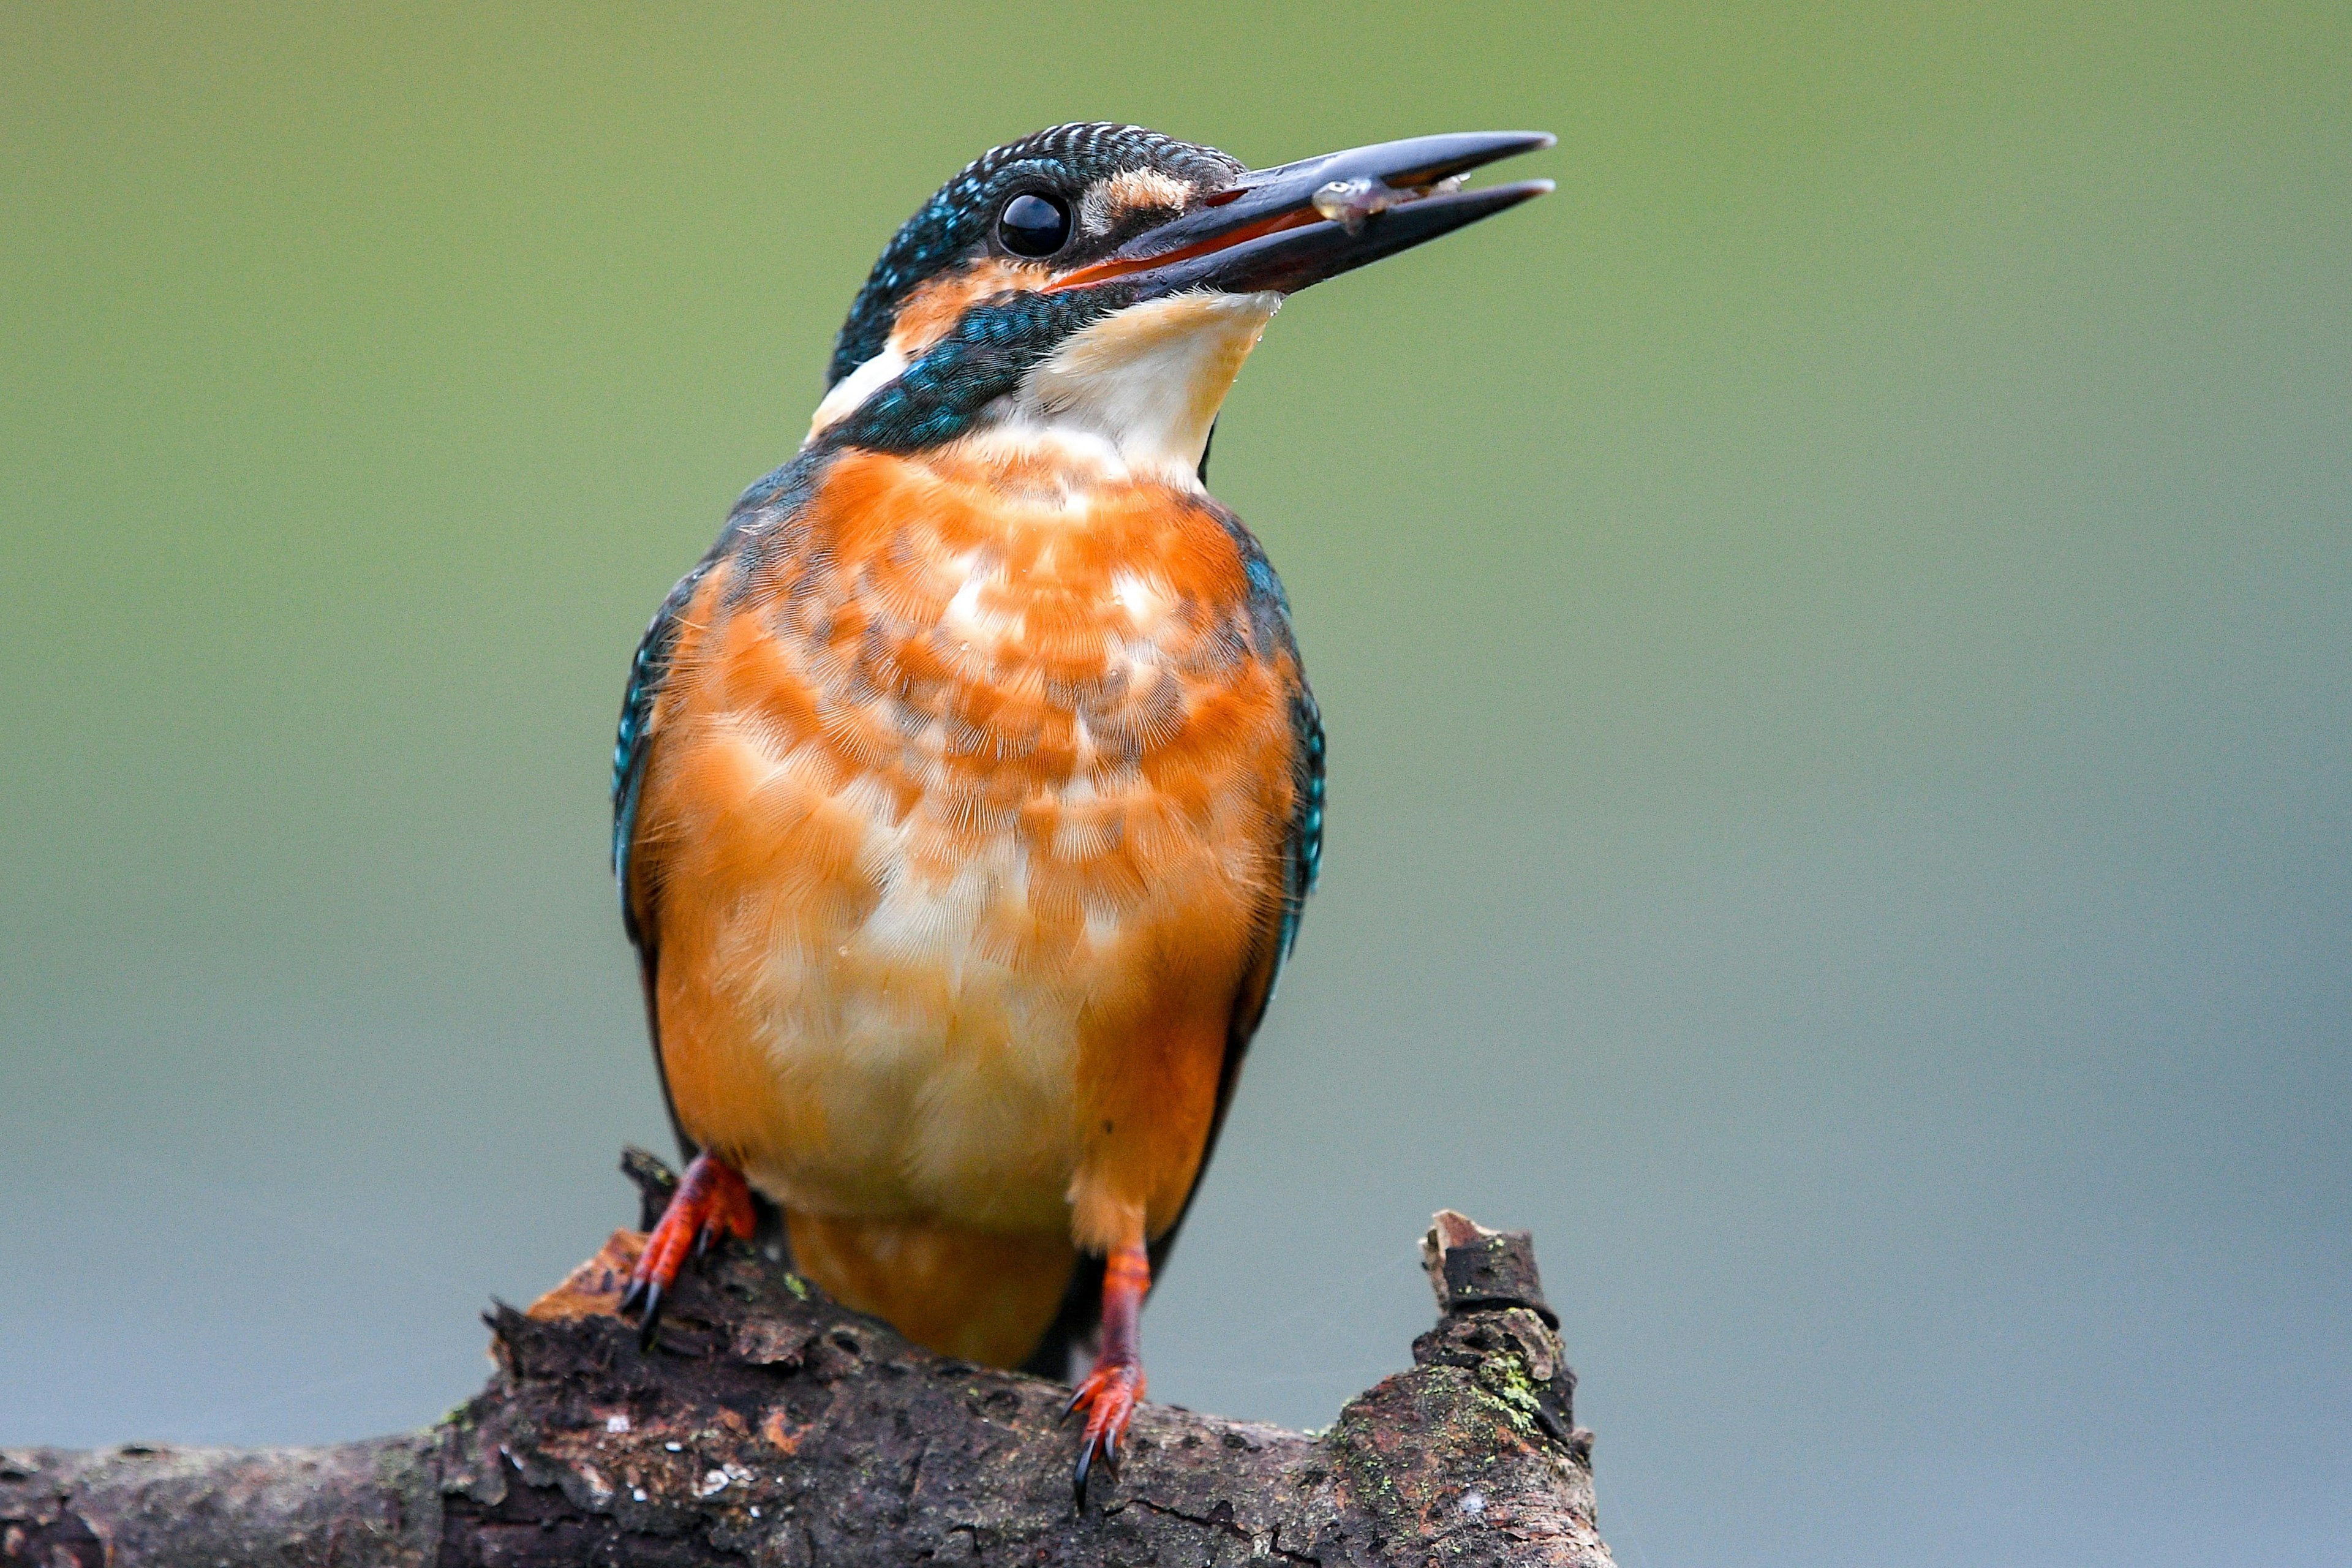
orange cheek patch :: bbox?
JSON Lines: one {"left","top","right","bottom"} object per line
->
{"left": 886, "top": 260, "right": 1052, "bottom": 358}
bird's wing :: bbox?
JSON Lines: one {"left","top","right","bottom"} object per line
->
{"left": 1152, "top": 679, "right": 1324, "bottom": 1278}
{"left": 1023, "top": 521, "right": 1324, "bottom": 1376}
{"left": 1164, "top": 509, "right": 1328, "bottom": 1254}
{"left": 614, "top": 454, "right": 831, "bottom": 1156}
{"left": 613, "top": 552, "right": 724, "bottom": 1156}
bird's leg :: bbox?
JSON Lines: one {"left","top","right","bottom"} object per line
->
{"left": 620, "top": 1151, "right": 755, "bottom": 1348}
{"left": 1063, "top": 1231, "right": 1150, "bottom": 1506}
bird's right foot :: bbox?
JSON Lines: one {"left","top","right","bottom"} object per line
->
{"left": 620, "top": 1152, "right": 755, "bottom": 1348}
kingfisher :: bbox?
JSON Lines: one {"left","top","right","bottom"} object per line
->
{"left": 610, "top": 122, "right": 1550, "bottom": 1499}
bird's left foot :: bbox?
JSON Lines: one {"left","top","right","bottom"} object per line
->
{"left": 1061, "top": 1236, "right": 1152, "bottom": 1507}
{"left": 1063, "top": 1354, "right": 1145, "bottom": 1505}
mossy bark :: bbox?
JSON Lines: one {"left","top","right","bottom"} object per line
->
{"left": 1, "top": 1166, "right": 1615, "bottom": 1568}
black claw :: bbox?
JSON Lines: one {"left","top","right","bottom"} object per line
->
{"left": 693, "top": 1223, "right": 712, "bottom": 1259}
{"left": 1059, "top": 1386, "right": 1084, "bottom": 1422}
{"left": 636, "top": 1281, "right": 665, "bottom": 1351}
{"left": 1072, "top": 1442, "right": 1094, "bottom": 1510}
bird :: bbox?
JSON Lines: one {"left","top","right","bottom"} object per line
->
{"left": 609, "top": 121, "right": 1550, "bottom": 1501}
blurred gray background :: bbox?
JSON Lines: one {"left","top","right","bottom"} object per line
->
{"left": 4, "top": 5, "right": 2346, "bottom": 1564}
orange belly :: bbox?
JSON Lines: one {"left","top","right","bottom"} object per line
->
{"left": 629, "top": 442, "right": 1302, "bottom": 1364}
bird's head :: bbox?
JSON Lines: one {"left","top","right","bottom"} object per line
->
{"left": 805, "top": 123, "right": 1551, "bottom": 485}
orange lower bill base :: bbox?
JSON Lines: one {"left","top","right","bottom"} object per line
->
{"left": 621, "top": 1152, "right": 757, "bottom": 1349}
{"left": 1063, "top": 1240, "right": 1152, "bottom": 1507}
{"left": 1043, "top": 208, "right": 1320, "bottom": 292}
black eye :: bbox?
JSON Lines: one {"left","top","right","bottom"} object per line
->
{"left": 998, "top": 192, "right": 1072, "bottom": 257}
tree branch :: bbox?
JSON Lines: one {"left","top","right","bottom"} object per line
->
{"left": 2, "top": 1155, "right": 1616, "bottom": 1567}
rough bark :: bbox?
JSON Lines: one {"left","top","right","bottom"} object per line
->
{"left": 2, "top": 1154, "right": 1615, "bottom": 1567}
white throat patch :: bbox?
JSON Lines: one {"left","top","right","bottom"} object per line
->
{"left": 1001, "top": 291, "right": 1280, "bottom": 486}
{"left": 804, "top": 288, "right": 1281, "bottom": 488}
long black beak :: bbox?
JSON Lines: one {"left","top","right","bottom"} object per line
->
{"left": 1050, "top": 130, "right": 1553, "bottom": 299}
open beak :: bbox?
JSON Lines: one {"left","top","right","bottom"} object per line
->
{"left": 1049, "top": 130, "right": 1554, "bottom": 298}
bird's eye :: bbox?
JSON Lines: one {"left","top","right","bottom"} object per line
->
{"left": 998, "top": 192, "right": 1072, "bottom": 257}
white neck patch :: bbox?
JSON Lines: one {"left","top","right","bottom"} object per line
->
{"left": 805, "top": 342, "right": 910, "bottom": 444}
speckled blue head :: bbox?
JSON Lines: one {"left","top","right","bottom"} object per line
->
{"left": 807, "top": 124, "right": 1554, "bottom": 458}
{"left": 826, "top": 124, "right": 1246, "bottom": 390}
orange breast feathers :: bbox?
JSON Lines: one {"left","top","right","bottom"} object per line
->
{"left": 625, "top": 445, "right": 1306, "bottom": 1267}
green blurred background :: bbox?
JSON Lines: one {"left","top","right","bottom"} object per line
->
{"left": 4, "top": 3, "right": 2346, "bottom": 1561}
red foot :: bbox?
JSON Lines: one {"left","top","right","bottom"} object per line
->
{"left": 1065, "top": 1356, "right": 1145, "bottom": 1499}
{"left": 621, "top": 1153, "right": 755, "bottom": 1348}
{"left": 1063, "top": 1238, "right": 1151, "bottom": 1506}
